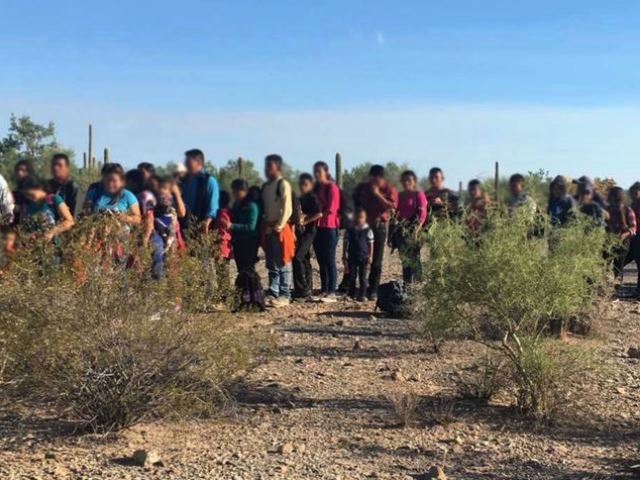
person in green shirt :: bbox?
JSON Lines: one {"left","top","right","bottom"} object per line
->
{"left": 228, "top": 179, "right": 260, "bottom": 273}
{"left": 21, "top": 176, "right": 75, "bottom": 243}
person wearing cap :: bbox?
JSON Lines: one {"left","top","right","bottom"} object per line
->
{"left": 548, "top": 175, "right": 577, "bottom": 226}
{"left": 576, "top": 181, "right": 606, "bottom": 227}
{"left": 573, "top": 176, "right": 605, "bottom": 207}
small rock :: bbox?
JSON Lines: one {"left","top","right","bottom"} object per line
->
{"left": 131, "top": 449, "right": 163, "bottom": 468}
{"left": 353, "top": 340, "right": 362, "bottom": 351}
{"left": 44, "top": 452, "right": 56, "bottom": 460}
{"left": 296, "top": 444, "right": 306, "bottom": 454}
{"left": 427, "top": 466, "right": 447, "bottom": 480}
{"left": 628, "top": 346, "right": 640, "bottom": 359}
{"left": 277, "top": 443, "right": 294, "bottom": 455}
{"left": 392, "top": 370, "right": 405, "bottom": 382}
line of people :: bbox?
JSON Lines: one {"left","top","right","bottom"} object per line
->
{"left": 1, "top": 152, "right": 640, "bottom": 305}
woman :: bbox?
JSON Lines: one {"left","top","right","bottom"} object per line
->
{"left": 20, "top": 176, "right": 75, "bottom": 244}
{"left": 466, "top": 179, "right": 492, "bottom": 235}
{"left": 392, "top": 170, "right": 427, "bottom": 286}
{"left": 228, "top": 179, "right": 260, "bottom": 273}
{"left": 12, "top": 159, "right": 35, "bottom": 226}
{"left": 606, "top": 186, "right": 636, "bottom": 286}
{"left": 313, "top": 161, "right": 339, "bottom": 303}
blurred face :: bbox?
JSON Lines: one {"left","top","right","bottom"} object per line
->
{"left": 579, "top": 190, "right": 593, "bottom": 204}
{"left": 314, "top": 165, "right": 329, "bottom": 183}
{"left": 51, "top": 158, "right": 70, "bottom": 181}
{"left": 24, "top": 187, "right": 46, "bottom": 203}
{"left": 551, "top": 183, "right": 564, "bottom": 199}
{"left": 265, "top": 160, "right": 280, "bottom": 180}
{"left": 371, "top": 175, "right": 385, "bottom": 188}
{"left": 355, "top": 210, "right": 367, "bottom": 225}
{"left": 15, "top": 165, "right": 29, "bottom": 180}
{"left": 299, "top": 179, "right": 313, "bottom": 194}
{"left": 185, "top": 156, "right": 203, "bottom": 175}
{"left": 401, "top": 175, "right": 417, "bottom": 192}
{"left": 103, "top": 173, "right": 125, "bottom": 195}
{"left": 510, "top": 180, "right": 524, "bottom": 196}
{"left": 157, "top": 182, "right": 172, "bottom": 197}
{"left": 631, "top": 188, "right": 640, "bottom": 201}
{"left": 232, "top": 188, "right": 248, "bottom": 203}
{"left": 469, "top": 184, "right": 482, "bottom": 200}
{"left": 429, "top": 171, "right": 444, "bottom": 190}
{"left": 139, "top": 167, "right": 153, "bottom": 181}
{"left": 146, "top": 176, "right": 160, "bottom": 193}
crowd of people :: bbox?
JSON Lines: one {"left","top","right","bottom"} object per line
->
{"left": 1, "top": 149, "right": 639, "bottom": 308}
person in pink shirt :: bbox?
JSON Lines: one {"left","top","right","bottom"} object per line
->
{"left": 391, "top": 170, "right": 427, "bottom": 286}
{"left": 312, "top": 161, "right": 341, "bottom": 302}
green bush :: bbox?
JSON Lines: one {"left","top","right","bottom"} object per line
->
{"left": 0, "top": 217, "right": 254, "bottom": 432}
{"left": 415, "top": 209, "right": 608, "bottom": 417}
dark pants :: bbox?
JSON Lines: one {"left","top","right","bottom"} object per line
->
{"left": 293, "top": 229, "right": 316, "bottom": 297}
{"left": 314, "top": 227, "right": 338, "bottom": 294}
{"left": 348, "top": 258, "right": 369, "bottom": 298}
{"left": 233, "top": 236, "right": 259, "bottom": 273}
{"left": 368, "top": 223, "right": 387, "bottom": 297}
{"left": 399, "top": 237, "right": 423, "bottom": 285}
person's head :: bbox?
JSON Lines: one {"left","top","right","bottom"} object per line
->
{"left": 468, "top": 179, "right": 484, "bottom": 200}
{"left": 550, "top": 175, "right": 567, "bottom": 199}
{"left": 264, "top": 154, "right": 283, "bottom": 180}
{"left": 156, "top": 176, "right": 175, "bottom": 198}
{"left": 428, "top": 167, "right": 445, "bottom": 190}
{"left": 400, "top": 170, "right": 418, "bottom": 192}
{"left": 20, "top": 176, "right": 48, "bottom": 202}
{"left": 299, "top": 173, "right": 314, "bottom": 194}
{"left": 509, "top": 173, "right": 526, "bottom": 196}
{"left": 101, "top": 163, "right": 126, "bottom": 195}
{"left": 248, "top": 185, "right": 262, "bottom": 203}
{"left": 629, "top": 182, "right": 640, "bottom": 201}
{"left": 608, "top": 186, "right": 625, "bottom": 207}
{"left": 14, "top": 160, "right": 34, "bottom": 182}
{"left": 50, "top": 153, "right": 71, "bottom": 182}
{"left": 145, "top": 174, "right": 160, "bottom": 194}
{"left": 577, "top": 182, "right": 594, "bottom": 205}
{"left": 137, "top": 162, "right": 156, "bottom": 181}
{"left": 231, "top": 178, "right": 249, "bottom": 203}
{"left": 184, "top": 149, "right": 205, "bottom": 175}
{"left": 369, "top": 165, "right": 386, "bottom": 188}
{"left": 219, "top": 190, "right": 231, "bottom": 210}
{"left": 313, "top": 161, "right": 330, "bottom": 183}
{"left": 125, "top": 169, "right": 145, "bottom": 194}
{"left": 354, "top": 207, "right": 367, "bottom": 226}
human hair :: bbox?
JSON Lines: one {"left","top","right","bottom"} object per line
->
{"left": 102, "top": 163, "right": 125, "bottom": 180}
{"left": 355, "top": 207, "right": 367, "bottom": 216}
{"left": 19, "top": 176, "right": 47, "bottom": 193}
{"left": 369, "top": 164, "right": 385, "bottom": 178}
{"left": 51, "top": 153, "right": 70, "bottom": 166}
{"left": 125, "top": 169, "right": 145, "bottom": 194}
{"left": 630, "top": 182, "right": 640, "bottom": 195}
{"left": 265, "top": 154, "right": 283, "bottom": 169}
{"left": 429, "top": 167, "right": 443, "bottom": 178}
{"left": 231, "top": 178, "right": 249, "bottom": 192}
{"left": 185, "top": 149, "right": 205, "bottom": 163}
{"left": 608, "top": 186, "right": 628, "bottom": 230}
{"left": 219, "top": 190, "right": 231, "bottom": 209}
{"left": 401, "top": 170, "right": 417, "bottom": 181}
{"left": 14, "top": 159, "right": 35, "bottom": 176}
{"left": 248, "top": 185, "right": 262, "bottom": 202}
{"left": 137, "top": 162, "right": 155, "bottom": 174}
{"left": 299, "top": 173, "right": 314, "bottom": 184}
{"left": 509, "top": 173, "right": 525, "bottom": 184}
{"left": 313, "top": 161, "right": 329, "bottom": 173}
{"left": 468, "top": 179, "right": 482, "bottom": 190}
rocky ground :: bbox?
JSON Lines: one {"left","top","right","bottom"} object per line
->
{"left": 1, "top": 252, "right": 640, "bottom": 479}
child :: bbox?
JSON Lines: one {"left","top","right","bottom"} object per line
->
{"left": 154, "top": 179, "right": 182, "bottom": 254}
{"left": 229, "top": 179, "right": 260, "bottom": 273}
{"left": 0, "top": 227, "right": 17, "bottom": 271}
{"left": 466, "top": 179, "right": 491, "bottom": 234}
{"left": 216, "top": 191, "right": 232, "bottom": 261}
{"left": 548, "top": 176, "right": 577, "bottom": 226}
{"left": 606, "top": 186, "right": 637, "bottom": 287}
{"left": 343, "top": 208, "right": 374, "bottom": 301}
{"left": 294, "top": 173, "right": 322, "bottom": 300}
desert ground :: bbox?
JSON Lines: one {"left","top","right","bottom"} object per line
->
{"left": 1, "top": 249, "right": 639, "bottom": 480}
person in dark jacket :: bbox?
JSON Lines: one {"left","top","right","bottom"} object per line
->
{"left": 343, "top": 208, "right": 374, "bottom": 301}
{"left": 573, "top": 176, "right": 605, "bottom": 207}
{"left": 293, "top": 174, "right": 322, "bottom": 300}
{"left": 426, "top": 167, "right": 460, "bottom": 222}
{"left": 548, "top": 175, "right": 577, "bottom": 226}
{"left": 229, "top": 179, "right": 260, "bottom": 274}
{"left": 48, "top": 153, "right": 79, "bottom": 216}
{"left": 577, "top": 181, "right": 607, "bottom": 227}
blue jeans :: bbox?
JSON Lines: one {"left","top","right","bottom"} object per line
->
{"left": 265, "top": 232, "right": 291, "bottom": 299}
{"left": 150, "top": 231, "right": 165, "bottom": 279}
{"left": 314, "top": 228, "right": 338, "bottom": 294}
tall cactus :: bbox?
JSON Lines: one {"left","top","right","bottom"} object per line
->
{"left": 238, "top": 157, "right": 244, "bottom": 178}
{"left": 83, "top": 152, "right": 87, "bottom": 170}
{"left": 88, "top": 124, "right": 93, "bottom": 171}
{"left": 103, "top": 147, "right": 110, "bottom": 165}
{"left": 335, "top": 152, "right": 342, "bottom": 187}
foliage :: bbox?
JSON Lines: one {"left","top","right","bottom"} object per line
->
{"left": 455, "top": 349, "right": 509, "bottom": 401}
{"left": 0, "top": 216, "right": 258, "bottom": 432}
{"left": 385, "top": 392, "right": 419, "bottom": 428}
{"left": 415, "top": 209, "right": 609, "bottom": 417}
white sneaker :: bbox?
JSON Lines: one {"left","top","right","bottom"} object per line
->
{"left": 265, "top": 296, "right": 278, "bottom": 308}
{"left": 320, "top": 293, "right": 338, "bottom": 304}
{"left": 273, "top": 297, "right": 291, "bottom": 307}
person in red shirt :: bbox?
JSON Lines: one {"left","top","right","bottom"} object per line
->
{"left": 466, "top": 179, "right": 492, "bottom": 235}
{"left": 215, "top": 190, "right": 233, "bottom": 290}
{"left": 353, "top": 165, "right": 398, "bottom": 300}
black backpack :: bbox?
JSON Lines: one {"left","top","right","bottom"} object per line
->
{"left": 338, "top": 187, "right": 354, "bottom": 229}
{"left": 235, "top": 269, "right": 265, "bottom": 312}
{"left": 375, "top": 281, "right": 410, "bottom": 319}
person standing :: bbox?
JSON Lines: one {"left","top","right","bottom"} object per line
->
{"left": 343, "top": 208, "right": 374, "bottom": 301}
{"left": 548, "top": 175, "right": 577, "bottom": 226}
{"left": 0, "top": 173, "right": 15, "bottom": 226}
{"left": 180, "top": 149, "right": 219, "bottom": 238}
{"left": 262, "top": 154, "right": 295, "bottom": 307}
{"left": 20, "top": 176, "right": 75, "bottom": 244}
{"left": 425, "top": 167, "right": 459, "bottom": 222}
{"left": 606, "top": 186, "right": 637, "bottom": 286}
{"left": 507, "top": 173, "right": 537, "bottom": 217}
{"left": 466, "top": 179, "right": 492, "bottom": 235}
{"left": 12, "top": 160, "right": 34, "bottom": 225}
{"left": 353, "top": 165, "right": 398, "bottom": 300}
{"left": 293, "top": 173, "right": 322, "bottom": 301}
{"left": 229, "top": 179, "right": 260, "bottom": 273}
{"left": 48, "top": 153, "right": 79, "bottom": 216}
{"left": 313, "top": 161, "right": 341, "bottom": 302}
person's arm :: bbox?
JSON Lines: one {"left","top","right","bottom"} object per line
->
{"left": 625, "top": 209, "right": 637, "bottom": 239}
{"left": 342, "top": 232, "right": 349, "bottom": 263}
{"left": 231, "top": 202, "right": 259, "bottom": 232}
{"left": 367, "top": 229, "right": 375, "bottom": 264}
{"left": 172, "top": 183, "right": 187, "bottom": 218}
{"left": 206, "top": 176, "right": 220, "bottom": 220}
{"left": 325, "top": 183, "right": 340, "bottom": 217}
{"left": 0, "top": 176, "right": 15, "bottom": 225}
{"left": 44, "top": 201, "right": 75, "bottom": 241}
{"left": 417, "top": 191, "right": 428, "bottom": 226}
{"left": 275, "top": 180, "right": 292, "bottom": 232}
{"left": 122, "top": 200, "right": 142, "bottom": 226}
{"left": 142, "top": 211, "right": 154, "bottom": 246}
{"left": 372, "top": 185, "right": 396, "bottom": 210}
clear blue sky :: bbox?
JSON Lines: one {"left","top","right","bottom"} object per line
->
{"left": 1, "top": 0, "right": 640, "bottom": 185}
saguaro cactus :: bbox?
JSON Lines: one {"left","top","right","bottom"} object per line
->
{"left": 104, "top": 148, "right": 110, "bottom": 165}
{"left": 88, "top": 124, "right": 93, "bottom": 171}
{"left": 83, "top": 152, "right": 87, "bottom": 170}
{"left": 335, "top": 152, "right": 343, "bottom": 187}
{"left": 238, "top": 157, "right": 244, "bottom": 178}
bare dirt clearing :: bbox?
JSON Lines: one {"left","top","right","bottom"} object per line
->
{"left": 1, "top": 254, "right": 640, "bottom": 479}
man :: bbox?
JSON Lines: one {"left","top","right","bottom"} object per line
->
{"left": 577, "top": 181, "right": 606, "bottom": 226}
{"left": 48, "top": 153, "right": 79, "bottom": 216}
{"left": 425, "top": 167, "right": 460, "bottom": 222}
{"left": 573, "top": 176, "right": 605, "bottom": 207}
{"left": 548, "top": 175, "right": 577, "bottom": 226}
{"left": 353, "top": 165, "right": 398, "bottom": 300}
{"left": 180, "top": 149, "right": 219, "bottom": 236}
{"left": 0, "top": 173, "right": 15, "bottom": 225}
{"left": 262, "top": 154, "right": 295, "bottom": 307}
{"left": 507, "top": 173, "right": 537, "bottom": 217}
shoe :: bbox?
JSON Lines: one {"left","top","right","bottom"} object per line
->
{"left": 320, "top": 293, "right": 338, "bottom": 304}
{"left": 367, "top": 294, "right": 377, "bottom": 302}
{"left": 265, "top": 296, "right": 278, "bottom": 308}
{"left": 356, "top": 295, "right": 366, "bottom": 302}
{"left": 273, "top": 297, "right": 291, "bottom": 307}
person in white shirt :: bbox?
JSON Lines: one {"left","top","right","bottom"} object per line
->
{"left": 0, "top": 173, "right": 15, "bottom": 225}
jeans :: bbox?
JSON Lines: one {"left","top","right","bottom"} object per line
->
{"left": 293, "top": 228, "right": 316, "bottom": 297}
{"left": 150, "top": 231, "right": 165, "bottom": 279}
{"left": 368, "top": 222, "right": 387, "bottom": 297}
{"left": 265, "top": 232, "right": 291, "bottom": 299}
{"left": 314, "top": 228, "right": 338, "bottom": 294}
{"left": 348, "top": 258, "right": 369, "bottom": 298}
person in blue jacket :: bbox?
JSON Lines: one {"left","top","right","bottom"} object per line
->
{"left": 180, "top": 149, "right": 219, "bottom": 238}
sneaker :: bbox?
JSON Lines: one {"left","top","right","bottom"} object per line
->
{"left": 273, "top": 297, "right": 291, "bottom": 307}
{"left": 265, "top": 296, "right": 278, "bottom": 308}
{"left": 356, "top": 295, "right": 366, "bottom": 302}
{"left": 320, "top": 293, "right": 338, "bottom": 304}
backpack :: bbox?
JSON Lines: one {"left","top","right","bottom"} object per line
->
{"left": 375, "top": 281, "right": 410, "bottom": 319}
{"left": 234, "top": 269, "right": 266, "bottom": 312}
{"left": 338, "top": 187, "right": 354, "bottom": 229}
{"left": 275, "top": 178, "right": 301, "bottom": 226}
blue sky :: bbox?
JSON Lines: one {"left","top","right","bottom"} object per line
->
{"left": 1, "top": 0, "right": 640, "bottom": 184}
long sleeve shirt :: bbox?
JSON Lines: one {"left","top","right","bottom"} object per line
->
{"left": 0, "top": 174, "right": 15, "bottom": 225}
{"left": 181, "top": 171, "right": 219, "bottom": 220}
{"left": 353, "top": 181, "right": 398, "bottom": 224}
{"left": 231, "top": 200, "right": 259, "bottom": 240}
{"left": 397, "top": 190, "right": 428, "bottom": 226}
{"left": 315, "top": 181, "right": 341, "bottom": 229}
{"left": 262, "top": 177, "right": 292, "bottom": 233}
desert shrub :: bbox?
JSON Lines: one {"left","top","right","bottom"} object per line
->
{"left": 385, "top": 392, "right": 419, "bottom": 428}
{"left": 455, "top": 349, "right": 509, "bottom": 401}
{"left": 0, "top": 216, "right": 255, "bottom": 432}
{"left": 415, "top": 209, "right": 608, "bottom": 417}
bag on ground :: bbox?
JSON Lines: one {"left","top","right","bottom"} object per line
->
{"left": 375, "top": 281, "right": 409, "bottom": 318}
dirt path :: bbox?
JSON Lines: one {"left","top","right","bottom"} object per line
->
{"left": 2, "top": 261, "right": 640, "bottom": 479}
